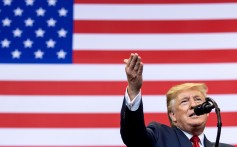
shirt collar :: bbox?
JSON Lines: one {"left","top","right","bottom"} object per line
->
{"left": 179, "top": 128, "right": 204, "bottom": 146}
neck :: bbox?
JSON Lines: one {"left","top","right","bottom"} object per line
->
{"left": 175, "top": 124, "right": 204, "bottom": 136}
{"left": 186, "top": 125, "right": 204, "bottom": 136}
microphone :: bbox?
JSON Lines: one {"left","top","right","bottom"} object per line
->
{"left": 194, "top": 98, "right": 215, "bottom": 116}
{"left": 193, "top": 97, "right": 222, "bottom": 147}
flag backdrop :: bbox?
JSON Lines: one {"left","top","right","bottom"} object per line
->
{"left": 0, "top": 0, "right": 237, "bottom": 146}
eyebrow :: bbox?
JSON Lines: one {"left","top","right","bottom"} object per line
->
{"left": 179, "top": 95, "right": 203, "bottom": 101}
{"left": 178, "top": 97, "right": 189, "bottom": 102}
{"left": 181, "top": 94, "right": 202, "bottom": 98}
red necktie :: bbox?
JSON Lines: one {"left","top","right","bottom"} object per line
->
{"left": 190, "top": 135, "right": 200, "bottom": 147}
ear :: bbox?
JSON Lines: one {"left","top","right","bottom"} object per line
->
{"left": 169, "top": 111, "right": 177, "bottom": 123}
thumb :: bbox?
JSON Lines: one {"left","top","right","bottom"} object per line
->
{"left": 123, "top": 59, "right": 128, "bottom": 64}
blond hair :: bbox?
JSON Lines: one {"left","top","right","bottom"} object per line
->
{"left": 166, "top": 83, "right": 208, "bottom": 127}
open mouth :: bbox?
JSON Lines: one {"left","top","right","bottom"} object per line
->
{"left": 189, "top": 113, "right": 197, "bottom": 117}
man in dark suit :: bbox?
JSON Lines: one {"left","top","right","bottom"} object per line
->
{"left": 120, "top": 53, "right": 233, "bottom": 147}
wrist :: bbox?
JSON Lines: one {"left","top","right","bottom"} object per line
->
{"left": 127, "top": 86, "right": 140, "bottom": 101}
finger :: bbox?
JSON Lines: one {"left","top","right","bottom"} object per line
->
{"left": 133, "top": 56, "right": 141, "bottom": 71}
{"left": 137, "top": 62, "right": 143, "bottom": 76}
{"left": 126, "top": 53, "right": 134, "bottom": 67}
{"left": 123, "top": 59, "right": 128, "bottom": 64}
{"left": 129, "top": 53, "right": 138, "bottom": 69}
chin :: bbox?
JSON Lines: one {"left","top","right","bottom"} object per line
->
{"left": 190, "top": 123, "right": 203, "bottom": 127}
{"left": 189, "top": 120, "right": 206, "bottom": 128}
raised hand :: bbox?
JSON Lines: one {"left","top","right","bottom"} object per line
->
{"left": 124, "top": 53, "right": 143, "bottom": 101}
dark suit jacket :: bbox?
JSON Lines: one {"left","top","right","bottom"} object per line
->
{"left": 120, "top": 98, "right": 233, "bottom": 147}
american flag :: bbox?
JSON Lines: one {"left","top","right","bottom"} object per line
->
{"left": 0, "top": 0, "right": 237, "bottom": 146}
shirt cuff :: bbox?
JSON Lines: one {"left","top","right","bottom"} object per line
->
{"left": 124, "top": 87, "right": 142, "bottom": 111}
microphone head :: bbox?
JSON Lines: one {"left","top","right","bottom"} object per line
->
{"left": 194, "top": 102, "right": 214, "bottom": 116}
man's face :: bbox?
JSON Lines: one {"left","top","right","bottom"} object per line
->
{"left": 169, "top": 89, "right": 209, "bottom": 134}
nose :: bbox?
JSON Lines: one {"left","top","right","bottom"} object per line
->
{"left": 190, "top": 99, "right": 198, "bottom": 109}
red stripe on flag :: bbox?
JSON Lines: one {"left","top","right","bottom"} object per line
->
{"left": 73, "top": 50, "right": 237, "bottom": 64}
{"left": 74, "top": 20, "right": 237, "bottom": 33}
{"left": 75, "top": 0, "right": 237, "bottom": 4}
{"left": 0, "top": 146, "right": 126, "bottom": 147}
{"left": 1, "top": 146, "right": 234, "bottom": 147}
{"left": 0, "top": 146, "right": 236, "bottom": 147}
{"left": 1, "top": 80, "right": 237, "bottom": 95}
{"left": 0, "top": 112, "right": 235, "bottom": 128}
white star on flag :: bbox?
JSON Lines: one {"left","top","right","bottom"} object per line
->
{"left": 23, "top": 39, "right": 33, "bottom": 48}
{"left": 48, "top": 0, "right": 57, "bottom": 6}
{"left": 36, "top": 8, "right": 46, "bottom": 16}
{"left": 1, "top": 39, "right": 11, "bottom": 48}
{"left": 58, "top": 8, "right": 67, "bottom": 17}
{"left": 34, "top": 50, "right": 44, "bottom": 59}
{"left": 25, "top": 0, "right": 34, "bottom": 6}
{"left": 11, "top": 49, "right": 21, "bottom": 59}
{"left": 13, "top": 28, "right": 23, "bottom": 37}
{"left": 58, "top": 28, "right": 67, "bottom": 37}
{"left": 47, "top": 18, "right": 56, "bottom": 27}
{"left": 2, "top": 18, "right": 11, "bottom": 27}
{"left": 14, "top": 7, "right": 23, "bottom": 16}
{"left": 35, "top": 28, "right": 45, "bottom": 37}
{"left": 25, "top": 18, "right": 34, "bottom": 27}
{"left": 3, "top": 0, "right": 12, "bottom": 6}
{"left": 46, "top": 39, "right": 56, "bottom": 48}
{"left": 57, "top": 49, "right": 66, "bottom": 59}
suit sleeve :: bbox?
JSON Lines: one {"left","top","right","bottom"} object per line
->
{"left": 120, "top": 97, "right": 155, "bottom": 147}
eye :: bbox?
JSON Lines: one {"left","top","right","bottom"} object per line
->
{"left": 195, "top": 97, "right": 203, "bottom": 102}
{"left": 181, "top": 100, "right": 187, "bottom": 103}
{"left": 180, "top": 99, "right": 188, "bottom": 104}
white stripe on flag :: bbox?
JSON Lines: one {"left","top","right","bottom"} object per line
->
{"left": 0, "top": 94, "right": 236, "bottom": 113}
{"left": 204, "top": 127, "right": 237, "bottom": 145}
{"left": 74, "top": 3, "right": 237, "bottom": 20}
{"left": 1, "top": 63, "right": 237, "bottom": 81}
{"left": 73, "top": 33, "right": 237, "bottom": 50}
{"left": 0, "top": 127, "right": 236, "bottom": 145}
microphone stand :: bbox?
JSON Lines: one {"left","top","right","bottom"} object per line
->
{"left": 206, "top": 97, "right": 222, "bottom": 147}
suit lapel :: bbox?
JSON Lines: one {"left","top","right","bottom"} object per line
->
{"left": 173, "top": 128, "right": 216, "bottom": 147}
{"left": 204, "top": 135, "right": 214, "bottom": 147}
{"left": 174, "top": 127, "right": 193, "bottom": 147}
